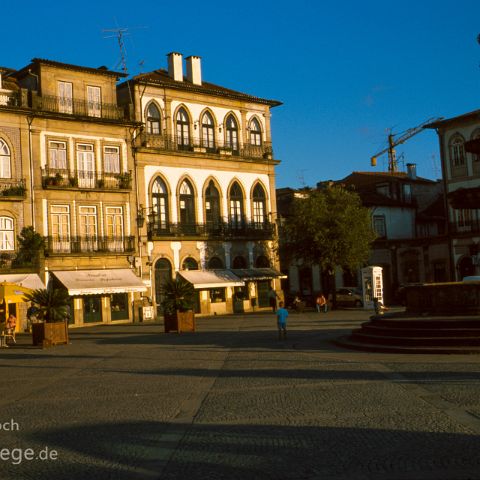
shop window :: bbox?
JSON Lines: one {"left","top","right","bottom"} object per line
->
{"left": 210, "top": 288, "right": 226, "bottom": 303}
{"left": 111, "top": 293, "right": 129, "bottom": 320}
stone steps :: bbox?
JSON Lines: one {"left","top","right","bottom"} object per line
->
{"left": 335, "top": 313, "right": 480, "bottom": 354}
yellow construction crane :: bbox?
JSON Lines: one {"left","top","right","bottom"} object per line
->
{"left": 370, "top": 117, "right": 443, "bottom": 173}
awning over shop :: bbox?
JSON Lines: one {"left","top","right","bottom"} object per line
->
{"left": 178, "top": 270, "right": 244, "bottom": 289}
{"left": 230, "top": 268, "right": 288, "bottom": 281}
{"left": 0, "top": 273, "right": 45, "bottom": 290}
{"left": 0, "top": 283, "right": 33, "bottom": 303}
{"left": 52, "top": 269, "right": 147, "bottom": 295}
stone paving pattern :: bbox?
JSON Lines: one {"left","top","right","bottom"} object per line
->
{"left": 1, "top": 309, "right": 480, "bottom": 479}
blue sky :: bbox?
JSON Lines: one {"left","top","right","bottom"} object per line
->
{"left": 3, "top": 0, "right": 480, "bottom": 187}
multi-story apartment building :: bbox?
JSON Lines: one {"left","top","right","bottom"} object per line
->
{"left": 117, "top": 53, "right": 284, "bottom": 316}
{"left": 0, "top": 53, "right": 283, "bottom": 327}
{"left": 427, "top": 113, "right": 480, "bottom": 280}
{"left": 1, "top": 58, "right": 146, "bottom": 328}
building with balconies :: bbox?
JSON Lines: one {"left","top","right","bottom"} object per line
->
{"left": 117, "top": 53, "right": 284, "bottom": 315}
{"left": 427, "top": 113, "right": 480, "bottom": 279}
{"left": 0, "top": 58, "right": 146, "bottom": 326}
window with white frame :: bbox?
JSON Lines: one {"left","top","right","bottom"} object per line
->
{"left": 146, "top": 103, "right": 161, "bottom": 134}
{"left": 58, "top": 81, "right": 73, "bottom": 114}
{"left": 176, "top": 107, "right": 190, "bottom": 148}
{"left": 104, "top": 146, "right": 120, "bottom": 174}
{"left": 225, "top": 115, "right": 239, "bottom": 152}
{"left": 252, "top": 183, "right": 266, "bottom": 226}
{"left": 229, "top": 182, "right": 244, "bottom": 227}
{"left": 0, "top": 217, "right": 14, "bottom": 251}
{"left": 48, "top": 141, "right": 67, "bottom": 170}
{"left": 87, "top": 86, "right": 101, "bottom": 117}
{"left": 0, "top": 139, "right": 11, "bottom": 178}
{"left": 51, "top": 205, "right": 71, "bottom": 253}
{"left": 76, "top": 143, "right": 95, "bottom": 188}
{"left": 79, "top": 206, "right": 98, "bottom": 251}
{"left": 250, "top": 118, "right": 262, "bottom": 146}
{"left": 457, "top": 209, "right": 474, "bottom": 229}
{"left": 106, "top": 206, "right": 124, "bottom": 252}
{"left": 201, "top": 111, "right": 215, "bottom": 150}
{"left": 373, "top": 215, "right": 386, "bottom": 238}
{"left": 152, "top": 177, "right": 169, "bottom": 230}
{"left": 450, "top": 135, "right": 465, "bottom": 167}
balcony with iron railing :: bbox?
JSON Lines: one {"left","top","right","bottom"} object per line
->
{"left": 33, "top": 94, "right": 126, "bottom": 121}
{"left": 41, "top": 168, "right": 132, "bottom": 190}
{"left": 44, "top": 235, "right": 135, "bottom": 255}
{"left": 139, "top": 133, "right": 274, "bottom": 160}
{"left": 0, "top": 90, "right": 21, "bottom": 108}
{"left": 449, "top": 220, "right": 480, "bottom": 235}
{"left": 0, "top": 179, "right": 26, "bottom": 200}
{"left": 147, "top": 221, "right": 275, "bottom": 240}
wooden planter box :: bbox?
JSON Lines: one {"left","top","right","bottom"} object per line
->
{"left": 164, "top": 310, "right": 195, "bottom": 333}
{"left": 32, "top": 321, "right": 69, "bottom": 347}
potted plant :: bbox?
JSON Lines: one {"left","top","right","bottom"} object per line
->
{"left": 161, "top": 277, "right": 196, "bottom": 333}
{"left": 116, "top": 172, "right": 131, "bottom": 189}
{"left": 24, "top": 288, "right": 70, "bottom": 347}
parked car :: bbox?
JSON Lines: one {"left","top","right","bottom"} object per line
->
{"left": 335, "top": 287, "right": 363, "bottom": 307}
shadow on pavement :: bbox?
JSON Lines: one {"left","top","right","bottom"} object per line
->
{"left": 3, "top": 420, "right": 478, "bottom": 480}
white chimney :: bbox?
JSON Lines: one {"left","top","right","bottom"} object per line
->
{"left": 167, "top": 52, "right": 183, "bottom": 82}
{"left": 185, "top": 55, "right": 202, "bottom": 85}
{"left": 406, "top": 163, "right": 417, "bottom": 179}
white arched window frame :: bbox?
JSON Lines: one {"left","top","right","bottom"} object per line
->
{"left": 152, "top": 177, "right": 169, "bottom": 231}
{"left": 252, "top": 183, "right": 267, "bottom": 226}
{"left": 201, "top": 111, "right": 215, "bottom": 150}
{"left": 0, "top": 217, "right": 14, "bottom": 251}
{"left": 249, "top": 118, "right": 262, "bottom": 146}
{"left": 176, "top": 108, "right": 191, "bottom": 149}
{"left": 450, "top": 135, "right": 465, "bottom": 167}
{"left": 146, "top": 103, "right": 161, "bottom": 135}
{"left": 225, "top": 115, "right": 239, "bottom": 152}
{"left": 0, "top": 140, "right": 11, "bottom": 179}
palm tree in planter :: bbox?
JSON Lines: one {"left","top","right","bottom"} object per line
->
{"left": 24, "top": 288, "right": 70, "bottom": 347}
{"left": 161, "top": 277, "right": 196, "bottom": 333}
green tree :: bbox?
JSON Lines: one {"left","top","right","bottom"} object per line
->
{"left": 283, "top": 185, "right": 376, "bottom": 303}
{"left": 24, "top": 288, "right": 70, "bottom": 323}
{"left": 13, "top": 226, "right": 45, "bottom": 267}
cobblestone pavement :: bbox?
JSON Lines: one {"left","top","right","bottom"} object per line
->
{"left": 1, "top": 309, "right": 480, "bottom": 479}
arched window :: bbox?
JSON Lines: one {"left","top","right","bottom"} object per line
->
{"left": 201, "top": 111, "right": 215, "bottom": 151}
{"left": 252, "top": 183, "right": 267, "bottom": 226}
{"left": 205, "top": 180, "right": 221, "bottom": 228}
{"left": 208, "top": 256, "right": 224, "bottom": 269}
{"left": 450, "top": 136, "right": 465, "bottom": 166}
{"left": 0, "top": 140, "right": 11, "bottom": 179}
{"left": 232, "top": 256, "right": 247, "bottom": 269}
{"left": 152, "top": 177, "right": 169, "bottom": 233}
{"left": 146, "top": 103, "right": 161, "bottom": 135}
{"left": 155, "top": 258, "right": 172, "bottom": 313}
{"left": 229, "top": 182, "right": 244, "bottom": 228}
{"left": 176, "top": 107, "right": 190, "bottom": 150}
{"left": 250, "top": 118, "right": 262, "bottom": 146}
{"left": 449, "top": 135, "right": 467, "bottom": 177}
{"left": 471, "top": 129, "right": 480, "bottom": 166}
{"left": 179, "top": 179, "right": 196, "bottom": 231}
{"left": 255, "top": 255, "right": 270, "bottom": 268}
{"left": 182, "top": 257, "right": 198, "bottom": 270}
{"left": 225, "top": 115, "right": 239, "bottom": 153}
{"left": 0, "top": 217, "right": 14, "bottom": 251}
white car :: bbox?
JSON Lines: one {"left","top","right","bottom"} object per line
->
{"left": 335, "top": 287, "right": 363, "bottom": 307}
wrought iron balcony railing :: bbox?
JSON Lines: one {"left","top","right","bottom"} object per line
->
{"left": 140, "top": 133, "right": 274, "bottom": 160}
{"left": 449, "top": 220, "right": 480, "bottom": 235}
{"left": 34, "top": 94, "right": 125, "bottom": 121}
{"left": 0, "top": 179, "right": 26, "bottom": 199}
{"left": 45, "top": 236, "right": 135, "bottom": 255}
{"left": 148, "top": 221, "right": 275, "bottom": 240}
{"left": 41, "top": 168, "right": 132, "bottom": 190}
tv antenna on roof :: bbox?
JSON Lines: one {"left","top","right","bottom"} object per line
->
{"left": 103, "top": 23, "right": 148, "bottom": 75}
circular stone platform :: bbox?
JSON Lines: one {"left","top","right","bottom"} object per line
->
{"left": 335, "top": 312, "right": 480, "bottom": 354}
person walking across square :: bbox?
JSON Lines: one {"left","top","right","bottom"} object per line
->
{"left": 276, "top": 301, "right": 288, "bottom": 340}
